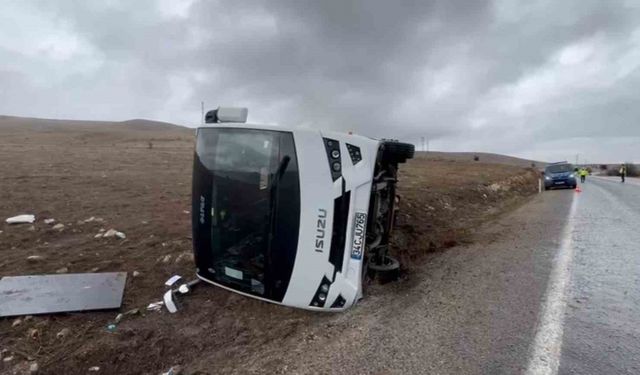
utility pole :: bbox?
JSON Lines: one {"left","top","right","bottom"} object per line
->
{"left": 575, "top": 154, "right": 579, "bottom": 166}
{"left": 420, "top": 136, "right": 430, "bottom": 152}
{"left": 201, "top": 101, "right": 204, "bottom": 125}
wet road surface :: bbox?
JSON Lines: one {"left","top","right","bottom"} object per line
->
{"left": 282, "top": 176, "right": 640, "bottom": 374}
{"left": 556, "top": 177, "right": 640, "bottom": 375}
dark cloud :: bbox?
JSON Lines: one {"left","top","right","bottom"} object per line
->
{"left": 1, "top": 0, "right": 639, "bottom": 162}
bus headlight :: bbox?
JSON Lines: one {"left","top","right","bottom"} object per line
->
{"left": 310, "top": 276, "right": 332, "bottom": 308}
{"left": 323, "top": 138, "right": 342, "bottom": 181}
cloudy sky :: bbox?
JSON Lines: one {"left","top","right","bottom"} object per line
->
{"left": 1, "top": 0, "right": 639, "bottom": 162}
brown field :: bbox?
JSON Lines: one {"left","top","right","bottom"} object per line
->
{"left": 417, "top": 151, "right": 545, "bottom": 168}
{"left": 1, "top": 116, "right": 538, "bottom": 374}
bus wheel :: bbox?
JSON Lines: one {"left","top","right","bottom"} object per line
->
{"left": 369, "top": 255, "right": 400, "bottom": 283}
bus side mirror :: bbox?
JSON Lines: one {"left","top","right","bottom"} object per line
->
{"left": 205, "top": 109, "right": 218, "bottom": 123}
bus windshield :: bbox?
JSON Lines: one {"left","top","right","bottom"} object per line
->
{"left": 192, "top": 128, "right": 300, "bottom": 302}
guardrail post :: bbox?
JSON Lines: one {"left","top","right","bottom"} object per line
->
{"left": 538, "top": 178, "right": 542, "bottom": 193}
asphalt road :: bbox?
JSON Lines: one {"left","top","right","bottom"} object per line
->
{"left": 556, "top": 176, "right": 640, "bottom": 375}
{"left": 281, "top": 176, "right": 640, "bottom": 375}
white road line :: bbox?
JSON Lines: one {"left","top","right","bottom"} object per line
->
{"left": 525, "top": 194, "right": 578, "bottom": 375}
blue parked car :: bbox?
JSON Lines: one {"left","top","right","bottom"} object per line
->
{"left": 544, "top": 162, "right": 577, "bottom": 190}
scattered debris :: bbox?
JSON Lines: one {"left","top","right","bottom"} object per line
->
{"left": 182, "top": 210, "right": 190, "bottom": 214}
{"left": 163, "top": 290, "right": 178, "bottom": 313}
{"left": 29, "top": 362, "right": 39, "bottom": 374}
{"left": 0, "top": 272, "right": 127, "bottom": 317}
{"left": 102, "top": 228, "right": 125, "bottom": 239}
{"left": 125, "top": 308, "right": 140, "bottom": 316}
{"left": 174, "top": 252, "right": 194, "bottom": 264}
{"left": 56, "top": 328, "right": 70, "bottom": 339}
{"left": 163, "top": 279, "right": 201, "bottom": 314}
{"left": 102, "top": 229, "right": 117, "bottom": 237}
{"left": 55, "top": 267, "right": 69, "bottom": 274}
{"left": 162, "top": 365, "right": 183, "bottom": 375}
{"left": 165, "top": 275, "right": 182, "bottom": 287}
{"left": 114, "top": 308, "right": 140, "bottom": 323}
{"left": 178, "top": 284, "right": 189, "bottom": 294}
{"left": 88, "top": 366, "right": 100, "bottom": 372}
{"left": 26, "top": 255, "right": 44, "bottom": 263}
{"left": 146, "top": 301, "right": 164, "bottom": 311}
{"left": 27, "top": 225, "right": 36, "bottom": 231}
{"left": 94, "top": 233, "right": 103, "bottom": 238}
{"left": 52, "top": 223, "right": 65, "bottom": 231}
{"left": 12, "top": 318, "right": 22, "bottom": 327}
{"left": 106, "top": 324, "right": 117, "bottom": 333}
{"left": 28, "top": 328, "right": 39, "bottom": 340}
{"left": 6, "top": 214, "right": 36, "bottom": 224}
{"left": 161, "top": 254, "right": 172, "bottom": 263}
{"left": 132, "top": 270, "right": 141, "bottom": 278}
{"left": 3, "top": 356, "right": 14, "bottom": 363}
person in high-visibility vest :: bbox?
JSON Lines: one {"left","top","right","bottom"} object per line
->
{"left": 579, "top": 168, "right": 588, "bottom": 183}
{"left": 620, "top": 164, "right": 627, "bottom": 183}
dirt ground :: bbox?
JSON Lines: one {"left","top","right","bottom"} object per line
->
{"left": 0, "top": 117, "right": 539, "bottom": 375}
{"left": 415, "top": 150, "right": 544, "bottom": 168}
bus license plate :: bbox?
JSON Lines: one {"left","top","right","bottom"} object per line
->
{"left": 351, "top": 212, "right": 367, "bottom": 260}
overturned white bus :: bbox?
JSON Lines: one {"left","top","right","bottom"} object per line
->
{"left": 192, "top": 107, "right": 414, "bottom": 311}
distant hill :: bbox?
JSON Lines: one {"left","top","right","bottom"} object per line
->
{"left": 0, "top": 115, "right": 193, "bottom": 147}
{"left": 0, "top": 115, "right": 187, "bottom": 131}
{"left": 0, "top": 116, "right": 548, "bottom": 168}
{"left": 417, "top": 151, "right": 546, "bottom": 168}
{"left": 118, "top": 119, "right": 188, "bottom": 131}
